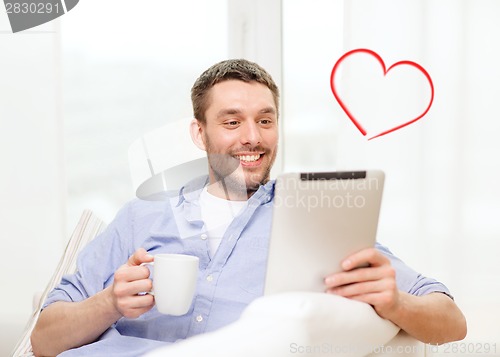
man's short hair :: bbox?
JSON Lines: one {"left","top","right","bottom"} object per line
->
{"left": 191, "top": 59, "right": 280, "bottom": 124}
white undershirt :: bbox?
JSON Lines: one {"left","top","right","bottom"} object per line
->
{"left": 199, "top": 186, "right": 248, "bottom": 257}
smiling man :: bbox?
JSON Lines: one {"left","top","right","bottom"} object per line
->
{"left": 190, "top": 78, "right": 279, "bottom": 200}
{"left": 31, "top": 59, "right": 466, "bottom": 357}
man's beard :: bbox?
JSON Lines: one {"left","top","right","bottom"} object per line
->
{"left": 204, "top": 135, "right": 276, "bottom": 197}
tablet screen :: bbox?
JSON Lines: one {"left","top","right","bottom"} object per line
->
{"left": 264, "top": 170, "right": 385, "bottom": 295}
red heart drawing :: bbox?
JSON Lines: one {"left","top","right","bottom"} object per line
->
{"left": 330, "top": 48, "right": 434, "bottom": 140}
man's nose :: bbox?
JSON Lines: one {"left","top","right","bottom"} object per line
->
{"left": 241, "top": 121, "right": 262, "bottom": 146}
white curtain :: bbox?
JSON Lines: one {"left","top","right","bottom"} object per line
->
{"left": 284, "top": 0, "right": 500, "bottom": 343}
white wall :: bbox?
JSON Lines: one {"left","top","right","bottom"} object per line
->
{"left": 0, "top": 15, "right": 65, "bottom": 356}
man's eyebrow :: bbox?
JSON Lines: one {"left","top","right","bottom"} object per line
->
{"left": 216, "top": 107, "right": 276, "bottom": 118}
{"left": 216, "top": 108, "right": 242, "bottom": 118}
{"left": 259, "top": 107, "right": 276, "bottom": 115}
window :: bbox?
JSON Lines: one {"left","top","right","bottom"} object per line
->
{"left": 282, "top": 0, "right": 345, "bottom": 172}
{"left": 61, "top": 0, "right": 228, "bottom": 225}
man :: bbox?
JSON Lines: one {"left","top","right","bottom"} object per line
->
{"left": 31, "top": 59, "right": 466, "bottom": 356}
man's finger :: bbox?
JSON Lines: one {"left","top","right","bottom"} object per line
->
{"left": 114, "top": 265, "right": 152, "bottom": 285}
{"left": 341, "top": 247, "right": 387, "bottom": 271}
{"left": 325, "top": 265, "right": 384, "bottom": 288}
{"left": 127, "top": 248, "right": 154, "bottom": 267}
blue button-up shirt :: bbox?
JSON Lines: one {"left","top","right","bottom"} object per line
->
{"left": 44, "top": 176, "right": 450, "bottom": 356}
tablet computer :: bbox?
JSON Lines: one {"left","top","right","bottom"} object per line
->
{"left": 263, "top": 170, "right": 385, "bottom": 295}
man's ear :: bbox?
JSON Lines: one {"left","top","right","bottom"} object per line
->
{"left": 190, "top": 119, "right": 206, "bottom": 151}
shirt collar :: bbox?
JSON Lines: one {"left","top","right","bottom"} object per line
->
{"left": 179, "top": 175, "right": 275, "bottom": 206}
{"left": 149, "top": 175, "right": 276, "bottom": 237}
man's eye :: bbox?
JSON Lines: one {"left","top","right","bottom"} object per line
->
{"left": 227, "top": 121, "right": 239, "bottom": 126}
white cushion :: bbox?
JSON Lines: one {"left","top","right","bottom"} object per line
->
{"left": 144, "top": 292, "right": 400, "bottom": 357}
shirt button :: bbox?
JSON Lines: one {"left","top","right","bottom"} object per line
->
{"left": 196, "top": 315, "right": 203, "bottom": 322}
{"left": 206, "top": 275, "right": 213, "bottom": 282}
{"left": 200, "top": 233, "right": 208, "bottom": 240}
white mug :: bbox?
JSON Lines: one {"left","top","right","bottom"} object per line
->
{"left": 146, "top": 253, "right": 199, "bottom": 315}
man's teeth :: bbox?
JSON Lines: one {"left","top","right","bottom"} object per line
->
{"left": 236, "top": 154, "right": 260, "bottom": 162}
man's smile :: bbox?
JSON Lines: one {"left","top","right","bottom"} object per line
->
{"left": 233, "top": 153, "right": 264, "bottom": 166}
